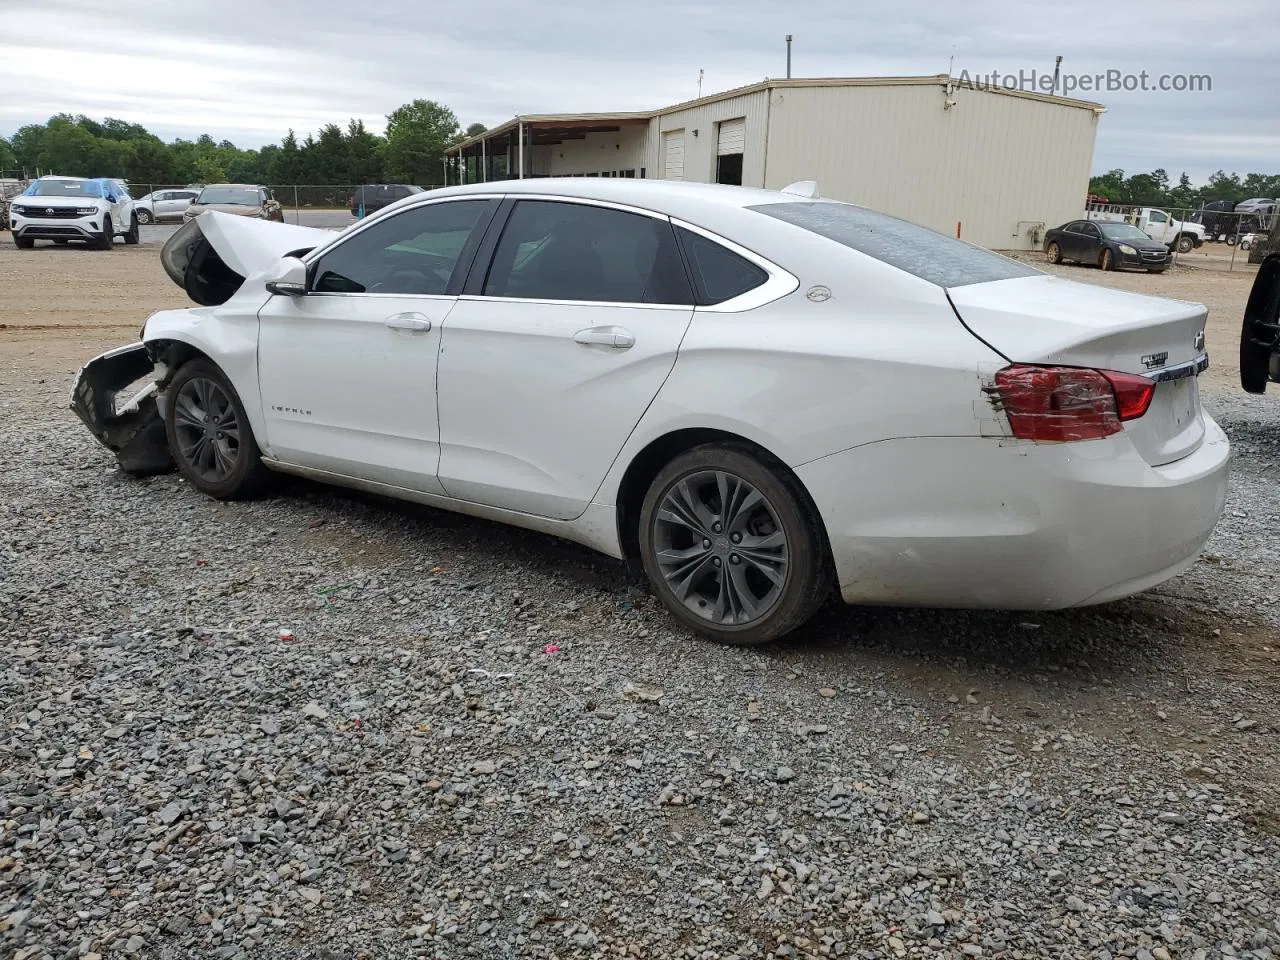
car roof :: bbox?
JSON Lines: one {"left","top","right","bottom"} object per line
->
{"left": 200, "top": 183, "right": 265, "bottom": 189}
{"left": 432, "top": 177, "right": 797, "bottom": 210}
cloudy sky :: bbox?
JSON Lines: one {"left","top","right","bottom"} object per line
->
{"left": 1, "top": 0, "right": 1275, "bottom": 181}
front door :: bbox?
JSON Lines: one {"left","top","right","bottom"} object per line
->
{"left": 437, "top": 198, "right": 696, "bottom": 520}
{"left": 255, "top": 197, "right": 499, "bottom": 493}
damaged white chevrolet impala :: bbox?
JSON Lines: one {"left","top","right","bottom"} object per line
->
{"left": 71, "top": 179, "right": 1229, "bottom": 645}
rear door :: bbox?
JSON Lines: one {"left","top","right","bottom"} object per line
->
{"left": 1076, "top": 221, "right": 1103, "bottom": 263}
{"left": 435, "top": 197, "right": 695, "bottom": 520}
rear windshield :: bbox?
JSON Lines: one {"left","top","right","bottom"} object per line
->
{"left": 748, "top": 201, "right": 1040, "bottom": 288}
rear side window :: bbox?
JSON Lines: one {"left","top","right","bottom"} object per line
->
{"left": 675, "top": 227, "right": 769, "bottom": 304}
{"left": 483, "top": 200, "right": 692, "bottom": 305}
{"left": 749, "top": 201, "right": 1040, "bottom": 288}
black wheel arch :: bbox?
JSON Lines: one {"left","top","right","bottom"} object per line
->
{"left": 615, "top": 428, "right": 835, "bottom": 574}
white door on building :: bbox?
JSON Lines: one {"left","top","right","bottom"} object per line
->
{"left": 663, "top": 130, "right": 685, "bottom": 180}
{"left": 716, "top": 118, "right": 745, "bottom": 155}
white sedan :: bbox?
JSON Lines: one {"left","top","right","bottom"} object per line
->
{"left": 70, "top": 179, "right": 1229, "bottom": 645}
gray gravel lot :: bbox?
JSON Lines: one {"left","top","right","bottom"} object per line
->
{"left": 2, "top": 373, "right": 1279, "bottom": 959}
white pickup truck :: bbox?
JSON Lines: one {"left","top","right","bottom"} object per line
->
{"left": 1086, "top": 206, "right": 1205, "bottom": 254}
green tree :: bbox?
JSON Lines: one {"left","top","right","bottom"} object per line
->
{"left": 0, "top": 137, "right": 16, "bottom": 174}
{"left": 1088, "top": 168, "right": 1126, "bottom": 202}
{"left": 269, "top": 130, "right": 303, "bottom": 184}
{"left": 194, "top": 156, "right": 227, "bottom": 183}
{"left": 345, "top": 119, "right": 382, "bottom": 183}
{"left": 383, "top": 99, "right": 459, "bottom": 185}
{"left": 10, "top": 124, "right": 49, "bottom": 172}
{"left": 465, "top": 122, "right": 487, "bottom": 137}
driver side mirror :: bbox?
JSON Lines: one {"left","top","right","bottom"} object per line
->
{"left": 264, "top": 256, "right": 308, "bottom": 296}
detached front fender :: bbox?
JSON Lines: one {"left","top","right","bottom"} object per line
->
{"left": 69, "top": 342, "right": 173, "bottom": 476}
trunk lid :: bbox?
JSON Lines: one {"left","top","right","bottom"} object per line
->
{"left": 950, "top": 274, "right": 1209, "bottom": 466}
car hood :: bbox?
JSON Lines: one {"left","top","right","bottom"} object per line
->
{"left": 15, "top": 195, "right": 102, "bottom": 209}
{"left": 186, "top": 203, "right": 265, "bottom": 217}
{"left": 160, "top": 210, "right": 335, "bottom": 305}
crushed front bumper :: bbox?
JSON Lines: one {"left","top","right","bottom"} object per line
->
{"left": 69, "top": 342, "right": 174, "bottom": 476}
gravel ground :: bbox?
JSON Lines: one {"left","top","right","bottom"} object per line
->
{"left": 2, "top": 370, "right": 1279, "bottom": 959}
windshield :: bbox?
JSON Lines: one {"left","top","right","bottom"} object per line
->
{"left": 1098, "top": 223, "right": 1154, "bottom": 242}
{"left": 25, "top": 179, "right": 104, "bottom": 198}
{"left": 197, "top": 186, "right": 261, "bottom": 206}
{"left": 750, "top": 200, "right": 1039, "bottom": 287}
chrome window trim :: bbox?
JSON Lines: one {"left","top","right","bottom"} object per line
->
{"left": 457, "top": 294, "right": 692, "bottom": 312}
{"left": 669, "top": 215, "right": 799, "bottom": 313}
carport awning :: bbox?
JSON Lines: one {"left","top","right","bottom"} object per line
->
{"left": 447, "top": 115, "right": 651, "bottom": 158}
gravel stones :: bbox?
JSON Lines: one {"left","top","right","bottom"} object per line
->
{"left": 2, "top": 381, "right": 1279, "bottom": 958}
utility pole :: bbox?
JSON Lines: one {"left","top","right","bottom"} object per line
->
{"left": 698, "top": 69, "right": 704, "bottom": 98}
{"left": 786, "top": 35, "right": 793, "bottom": 79}
{"left": 1052, "top": 55, "right": 1063, "bottom": 95}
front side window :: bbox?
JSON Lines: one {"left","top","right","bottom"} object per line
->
{"left": 750, "top": 200, "right": 1040, "bottom": 288}
{"left": 312, "top": 199, "right": 493, "bottom": 295}
{"left": 675, "top": 227, "right": 769, "bottom": 305}
{"left": 483, "top": 200, "right": 692, "bottom": 305}
{"left": 1148, "top": 210, "right": 1168, "bottom": 223}
{"left": 1080, "top": 222, "right": 1100, "bottom": 238}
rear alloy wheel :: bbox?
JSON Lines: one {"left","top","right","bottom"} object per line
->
{"left": 639, "top": 444, "right": 830, "bottom": 646}
{"left": 97, "top": 216, "right": 114, "bottom": 250}
{"left": 136, "top": 208, "right": 153, "bottom": 225}
{"left": 123, "top": 214, "right": 139, "bottom": 245}
{"left": 1046, "top": 241, "right": 1063, "bottom": 264}
{"left": 164, "top": 359, "right": 270, "bottom": 499}
{"left": 1100, "top": 248, "right": 1114, "bottom": 271}
{"left": 1175, "top": 235, "right": 1195, "bottom": 254}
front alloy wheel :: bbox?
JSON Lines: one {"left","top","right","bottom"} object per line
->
{"left": 639, "top": 444, "right": 830, "bottom": 645}
{"left": 164, "top": 359, "right": 270, "bottom": 499}
{"left": 172, "top": 376, "right": 242, "bottom": 484}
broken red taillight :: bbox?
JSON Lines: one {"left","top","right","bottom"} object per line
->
{"left": 993, "top": 364, "right": 1156, "bottom": 442}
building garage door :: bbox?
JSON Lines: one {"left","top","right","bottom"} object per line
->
{"left": 717, "top": 118, "right": 745, "bottom": 156}
{"left": 663, "top": 130, "right": 685, "bottom": 180}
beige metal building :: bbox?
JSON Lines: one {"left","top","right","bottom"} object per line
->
{"left": 445, "top": 75, "right": 1105, "bottom": 251}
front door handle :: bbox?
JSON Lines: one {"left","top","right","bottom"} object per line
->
{"left": 573, "top": 326, "right": 635, "bottom": 349}
{"left": 384, "top": 312, "right": 432, "bottom": 332}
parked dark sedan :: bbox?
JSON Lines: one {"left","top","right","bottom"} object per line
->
{"left": 1044, "top": 220, "right": 1171, "bottom": 273}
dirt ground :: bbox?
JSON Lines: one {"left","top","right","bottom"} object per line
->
{"left": 0, "top": 237, "right": 1262, "bottom": 394}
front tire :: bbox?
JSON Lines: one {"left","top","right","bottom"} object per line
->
{"left": 164, "top": 359, "right": 271, "bottom": 499}
{"left": 1100, "top": 248, "right": 1115, "bottom": 271}
{"left": 97, "top": 216, "right": 114, "bottom": 250}
{"left": 1046, "top": 241, "right": 1063, "bottom": 264}
{"left": 638, "top": 444, "right": 830, "bottom": 646}
{"left": 123, "top": 214, "right": 139, "bottom": 245}
{"left": 13, "top": 235, "right": 33, "bottom": 249}
{"left": 136, "top": 208, "right": 153, "bottom": 225}
{"left": 1175, "top": 235, "right": 1195, "bottom": 254}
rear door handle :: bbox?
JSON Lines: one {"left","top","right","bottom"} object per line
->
{"left": 573, "top": 326, "right": 635, "bottom": 349}
{"left": 384, "top": 312, "right": 432, "bottom": 332}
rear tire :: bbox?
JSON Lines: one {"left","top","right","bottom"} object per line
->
{"left": 1100, "top": 248, "right": 1114, "bottom": 271}
{"left": 97, "top": 216, "right": 114, "bottom": 250}
{"left": 1175, "top": 235, "right": 1195, "bottom": 254}
{"left": 164, "top": 359, "right": 271, "bottom": 500}
{"left": 123, "top": 214, "right": 139, "bottom": 245}
{"left": 136, "top": 208, "right": 153, "bottom": 225}
{"left": 638, "top": 443, "right": 831, "bottom": 646}
{"left": 1046, "top": 241, "right": 1063, "bottom": 264}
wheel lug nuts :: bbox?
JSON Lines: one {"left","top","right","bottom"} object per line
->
{"left": 730, "top": 554, "right": 741, "bottom": 564}
{"left": 702, "top": 539, "right": 712, "bottom": 549}
{"left": 712, "top": 557, "right": 722, "bottom": 567}
{"left": 731, "top": 532, "right": 742, "bottom": 543}
{"left": 712, "top": 522, "right": 723, "bottom": 533}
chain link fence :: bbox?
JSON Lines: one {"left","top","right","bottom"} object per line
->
{"left": 120, "top": 183, "right": 451, "bottom": 226}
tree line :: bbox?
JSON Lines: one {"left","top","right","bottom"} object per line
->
{"left": 1088, "top": 168, "right": 1280, "bottom": 209}
{"left": 0, "top": 101, "right": 488, "bottom": 187}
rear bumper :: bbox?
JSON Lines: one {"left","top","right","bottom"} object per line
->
{"left": 797, "top": 421, "right": 1230, "bottom": 610}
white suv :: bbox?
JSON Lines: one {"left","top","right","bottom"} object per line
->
{"left": 10, "top": 175, "right": 138, "bottom": 249}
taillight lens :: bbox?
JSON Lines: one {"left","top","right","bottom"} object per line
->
{"left": 993, "top": 364, "right": 1155, "bottom": 442}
